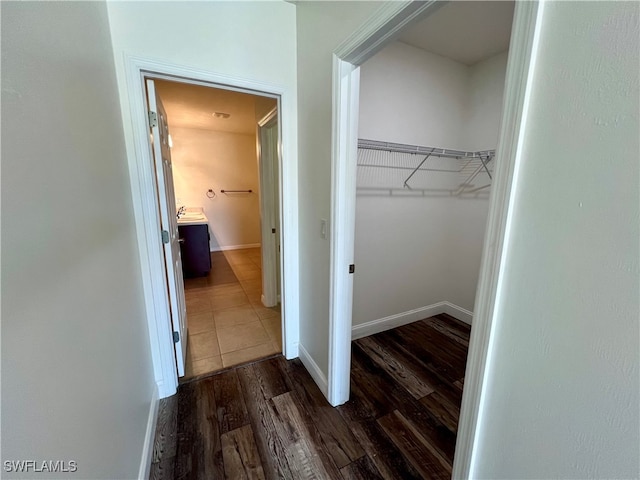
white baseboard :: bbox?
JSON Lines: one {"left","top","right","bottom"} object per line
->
{"left": 352, "top": 302, "right": 447, "bottom": 340}
{"left": 351, "top": 301, "right": 473, "bottom": 339}
{"left": 442, "top": 301, "right": 473, "bottom": 325}
{"left": 298, "top": 343, "right": 328, "bottom": 396}
{"left": 138, "top": 383, "right": 159, "bottom": 480}
{"left": 210, "top": 243, "right": 261, "bottom": 252}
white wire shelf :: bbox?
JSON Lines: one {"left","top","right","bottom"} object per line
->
{"left": 357, "top": 139, "right": 495, "bottom": 197}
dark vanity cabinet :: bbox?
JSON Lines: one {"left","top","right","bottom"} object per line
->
{"left": 178, "top": 224, "right": 211, "bottom": 278}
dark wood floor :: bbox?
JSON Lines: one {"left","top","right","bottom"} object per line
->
{"left": 150, "top": 313, "right": 470, "bottom": 479}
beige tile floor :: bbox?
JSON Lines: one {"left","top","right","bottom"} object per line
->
{"left": 181, "top": 247, "right": 281, "bottom": 380}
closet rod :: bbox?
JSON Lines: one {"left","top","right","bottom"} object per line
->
{"left": 357, "top": 163, "right": 460, "bottom": 173}
{"left": 356, "top": 185, "right": 491, "bottom": 197}
{"left": 358, "top": 138, "right": 494, "bottom": 160}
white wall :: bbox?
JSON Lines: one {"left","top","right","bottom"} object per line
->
{"left": 358, "top": 41, "right": 469, "bottom": 148}
{"left": 354, "top": 42, "right": 471, "bottom": 325}
{"left": 106, "top": 0, "right": 298, "bottom": 371}
{"left": 106, "top": 1, "right": 297, "bottom": 190}
{"left": 170, "top": 127, "right": 261, "bottom": 251}
{"left": 1, "top": 2, "right": 155, "bottom": 478}
{"left": 354, "top": 42, "right": 507, "bottom": 326}
{"left": 354, "top": 196, "right": 452, "bottom": 324}
{"left": 474, "top": 2, "right": 639, "bottom": 478}
{"left": 296, "top": 1, "right": 384, "bottom": 376}
{"left": 444, "top": 198, "right": 491, "bottom": 311}
{"left": 446, "top": 52, "right": 508, "bottom": 311}
{"left": 466, "top": 52, "right": 509, "bottom": 151}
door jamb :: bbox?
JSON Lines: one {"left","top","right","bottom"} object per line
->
{"left": 257, "top": 107, "right": 280, "bottom": 308}
{"left": 328, "top": 1, "right": 544, "bottom": 478}
{"left": 328, "top": 0, "right": 445, "bottom": 407}
{"left": 123, "top": 56, "right": 299, "bottom": 399}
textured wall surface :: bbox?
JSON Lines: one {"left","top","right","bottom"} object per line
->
{"left": 1, "top": 2, "right": 154, "bottom": 478}
{"left": 474, "top": 2, "right": 639, "bottom": 478}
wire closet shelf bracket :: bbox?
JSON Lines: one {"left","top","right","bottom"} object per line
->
{"left": 357, "top": 139, "right": 495, "bottom": 197}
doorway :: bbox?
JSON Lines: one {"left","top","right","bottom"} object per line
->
{"left": 123, "top": 56, "right": 299, "bottom": 400}
{"left": 148, "top": 79, "right": 284, "bottom": 380}
{"left": 328, "top": 1, "right": 543, "bottom": 477}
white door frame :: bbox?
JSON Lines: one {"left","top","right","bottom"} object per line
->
{"left": 328, "top": 0, "right": 448, "bottom": 407}
{"left": 123, "top": 56, "right": 299, "bottom": 399}
{"left": 145, "top": 79, "right": 188, "bottom": 377}
{"left": 328, "top": 1, "right": 545, "bottom": 478}
{"left": 257, "top": 107, "right": 280, "bottom": 308}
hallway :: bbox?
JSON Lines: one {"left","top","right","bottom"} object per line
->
{"left": 150, "top": 314, "right": 470, "bottom": 479}
{"left": 182, "top": 247, "right": 282, "bottom": 379}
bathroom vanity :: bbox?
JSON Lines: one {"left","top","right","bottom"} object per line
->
{"left": 177, "top": 211, "right": 211, "bottom": 278}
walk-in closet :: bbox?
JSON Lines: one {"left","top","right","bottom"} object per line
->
{"left": 353, "top": 1, "right": 514, "bottom": 335}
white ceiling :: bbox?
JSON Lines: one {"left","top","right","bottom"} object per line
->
{"left": 154, "top": 80, "right": 260, "bottom": 135}
{"left": 398, "top": 1, "right": 515, "bottom": 66}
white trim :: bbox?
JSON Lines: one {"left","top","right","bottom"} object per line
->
{"left": 453, "top": 3, "right": 546, "bottom": 479}
{"left": 298, "top": 343, "right": 328, "bottom": 397}
{"left": 258, "top": 106, "right": 278, "bottom": 127}
{"left": 335, "top": 1, "right": 444, "bottom": 65}
{"left": 351, "top": 301, "right": 473, "bottom": 340}
{"left": 351, "top": 302, "right": 448, "bottom": 340}
{"left": 210, "top": 243, "right": 261, "bottom": 252}
{"left": 442, "top": 302, "right": 473, "bottom": 325}
{"left": 138, "top": 384, "right": 159, "bottom": 480}
{"left": 327, "top": 0, "right": 449, "bottom": 408}
{"left": 123, "top": 57, "right": 178, "bottom": 399}
{"left": 122, "top": 55, "right": 300, "bottom": 397}
{"left": 328, "top": 56, "right": 360, "bottom": 407}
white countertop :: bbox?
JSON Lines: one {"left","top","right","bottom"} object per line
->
{"left": 177, "top": 208, "right": 208, "bottom": 226}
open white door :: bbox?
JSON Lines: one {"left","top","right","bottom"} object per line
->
{"left": 258, "top": 108, "right": 280, "bottom": 308}
{"left": 146, "top": 79, "right": 188, "bottom": 377}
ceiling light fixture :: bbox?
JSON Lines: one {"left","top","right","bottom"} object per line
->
{"left": 213, "top": 112, "right": 231, "bottom": 119}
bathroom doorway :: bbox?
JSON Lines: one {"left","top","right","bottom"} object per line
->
{"left": 150, "top": 79, "right": 284, "bottom": 380}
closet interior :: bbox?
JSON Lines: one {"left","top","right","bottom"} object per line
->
{"left": 357, "top": 139, "right": 495, "bottom": 197}
{"left": 353, "top": 1, "right": 514, "bottom": 332}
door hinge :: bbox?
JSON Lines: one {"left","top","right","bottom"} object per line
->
{"left": 349, "top": 264, "right": 355, "bottom": 274}
{"left": 173, "top": 331, "right": 180, "bottom": 343}
{"left": 148, "top": 111, "right": 158, "bottom": 128}
{"left": 161, "top": 230, "right": 170, "bottom": 244}
{"left": 272, "top": 228, "right": 276, "bottom": 234}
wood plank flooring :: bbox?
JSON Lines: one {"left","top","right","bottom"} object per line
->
{"left": 150, "top": 313, "right": 470, "bottom": 479}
